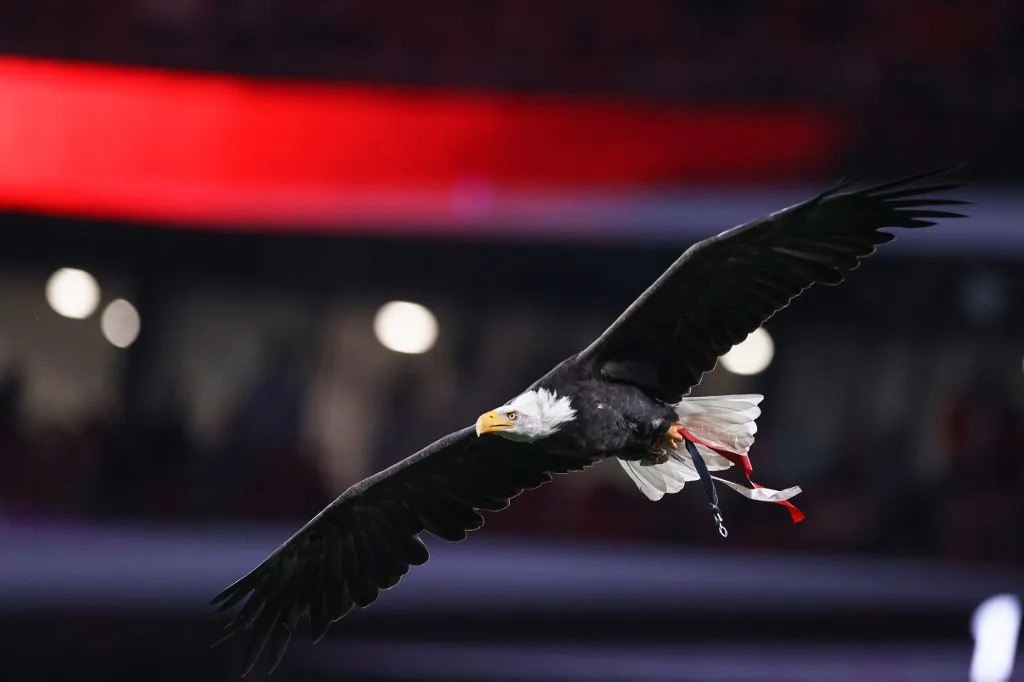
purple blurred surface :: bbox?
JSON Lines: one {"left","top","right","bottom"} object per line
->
{"left": 0, "top": 519, "right": 1019, "bottom": 612}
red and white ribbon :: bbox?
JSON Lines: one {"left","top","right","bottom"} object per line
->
{"left": 679, "top": 428, "right": 806, "bottom": 524}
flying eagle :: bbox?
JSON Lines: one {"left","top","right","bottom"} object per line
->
{"left": 211, "top": 166, "right": 967, "bottom": 674}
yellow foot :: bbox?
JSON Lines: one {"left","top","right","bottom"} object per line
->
{"left": 664, "top": 423, "right": 685, "bottom": 450}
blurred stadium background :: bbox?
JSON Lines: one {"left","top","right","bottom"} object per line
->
{"left": 1, "top": 1, "right": 1023, "bottom": 680}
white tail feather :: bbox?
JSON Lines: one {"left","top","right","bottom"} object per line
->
{"left": 673, "top": 394, "right": 762, "bottom": 454}
{"left": 617, "top": 450, "right": 696, "bottom": 501}
{"left": 615, "top": 440, "right": 739, "bottom": 502}
{"left": 618, "top": 394, "right": 791, "bottom": 506}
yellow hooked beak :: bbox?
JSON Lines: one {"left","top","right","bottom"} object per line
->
{"left": 475, "top": 411, "right": 515, "bottom": 436}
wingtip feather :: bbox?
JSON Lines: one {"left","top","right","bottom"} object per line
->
{"left": 865, "top": 164, "right": 968, "bottom": 195}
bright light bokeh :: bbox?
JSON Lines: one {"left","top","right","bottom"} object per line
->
{"left": 971, "top": 594, "right": 1022, "bottom": 682}
{"left": 45, "top": 268, "right": 101, "bottom": 319}
{"left": 373, "top": 301, "right": 439, "bottom": 354}
{"left": 100, "top": 298, "right": 141, "bottom": 348}
{"left": 720, "top": 327, "right": 775, "bottom": 376}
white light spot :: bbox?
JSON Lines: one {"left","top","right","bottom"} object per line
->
{"left": 100, "top": 299, "right": 141, "bottom": 348}
{"left": 373, "top": 301, "right": 438, "bottom": 354}
{"left": 45, "top": 268, "right": 100, "bottom": 319}
{"left": 971, "top": 594, "right": 1021, "bottom": 682}
{"left": 720, "top": 327, "right": 774, "bottom": 376}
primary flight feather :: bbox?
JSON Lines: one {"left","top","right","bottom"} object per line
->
{"left": 210, "top": 166, "right": 968, "bottom": 674}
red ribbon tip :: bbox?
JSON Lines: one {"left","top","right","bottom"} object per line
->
{"left": 679, "top": 428, "right": 806, "bottom": 523}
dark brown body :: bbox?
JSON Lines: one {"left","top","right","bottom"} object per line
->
{"left": 533, "top": 361, "right": 677, "bottom": 461}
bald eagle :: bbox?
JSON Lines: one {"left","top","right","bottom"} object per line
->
{"left": 211, "top": 166, "right": 967, "bottom": 674}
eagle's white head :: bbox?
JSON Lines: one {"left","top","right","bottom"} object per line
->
{"left": 475, "top": 388, "right": 576, "bottom": 442}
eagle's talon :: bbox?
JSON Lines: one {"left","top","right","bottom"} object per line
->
{"left": 664, "top": 423, "right": 685, "bottom": 450}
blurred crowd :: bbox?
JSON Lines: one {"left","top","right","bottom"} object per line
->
{"left": 0, "top": 0, "right": 1022, "bottom": 566}
{"left": 0, "top": 0, "right": 1022, "bottom": 177}
{"left": 0, "top": 327, "right": 1021, "bottom": 568}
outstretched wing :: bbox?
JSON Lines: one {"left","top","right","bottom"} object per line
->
{"left": 209, "top": 426, "right": 594, "bottom": 676}
{"left": 577, "top": 165, "right": 969, "bottom": 401}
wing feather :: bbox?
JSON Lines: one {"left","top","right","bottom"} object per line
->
{"left": 577, "top": 165, "right": 968, "bottom": 400}
{"left": 210, "top": 426, "right": 594, "bottom": 675}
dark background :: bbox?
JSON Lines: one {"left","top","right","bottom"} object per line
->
{"left": 0, "top": 1, "right": 1022, "bottom": 681}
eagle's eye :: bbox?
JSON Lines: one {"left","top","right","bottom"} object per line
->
{"left": 507, "top": 411, "right": 519, "bottom": 421}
